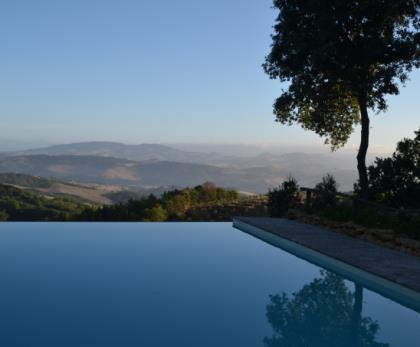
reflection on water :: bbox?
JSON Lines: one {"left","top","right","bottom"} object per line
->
{"left": 264, "top": 270, "right": 389, "bottom": 347}
{"left": 0, "top": 223, "right": 418, "bottom": 346}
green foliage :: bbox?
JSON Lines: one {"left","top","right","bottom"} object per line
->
{"left": 268, "top": 177, "right": 299, "bottom": 217}
{"left": 0, "top": 184, "right": 86, "bottom": 221}
{"left": 144, "top": 204, "right": 167, "bottom": 221}
{"left": 75, "top": 183, "right": 239, "bottom": 221}
{"left": 0, "top": 173, "right": 54, "bottom": 188}
{"left": 319, "top": 203, "right": 420, "bottom": 240}
{"left": 313, "top": 174, "right": 338, "bottom": 210}
{"left": 264, "top": 0, "right": 419, "bottom": 149}
{"left": 0, "top": 210, "right": 9, "bottom": 221}
{"left": 264, "top": 270, "right": 388, "bottom": 347}
{"left": 104, "top": 190, "right": 146, "bottom": 203}
{"left": 359, "top": 128, "right": 420, "bottom": 208}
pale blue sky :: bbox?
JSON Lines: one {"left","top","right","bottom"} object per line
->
{"left": 1, "top": 0, "right": 419, "bottom": 152}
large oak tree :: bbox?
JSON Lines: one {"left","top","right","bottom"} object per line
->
{"left": 264, "top": 0, "right": 419, "bottom": 196}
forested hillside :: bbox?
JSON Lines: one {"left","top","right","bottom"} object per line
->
{"left": 0, "top": 184, "right": 87, "bottom": 221}
{"left": 0, "top": 182, "right": 265, "bottom": 222}
{"left": 0, "top": 173, "right": 54, "bottom": 188}
{"left": 0, "top": 143, "right": 360, "bottom": 192}
{"left": 75, "top": 182, "right": 240, "bottom": 221}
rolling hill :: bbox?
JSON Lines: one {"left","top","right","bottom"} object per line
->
{"left": 0, "top": 153, "right": 356, "bottom": 192}
{"left": 0, "top": 155, "right": 282, "bottom": 192}
{"left": 6, "top": 141, "right": 358, "bottom": 170}
{"left": 0, "top": 184, "right": 87, "bottom": 221}
{"left": 0, "top": 172, "right": 171, "bottom": 204}
{"left": 10, "top": 142, "right": 216, "bottom": 164}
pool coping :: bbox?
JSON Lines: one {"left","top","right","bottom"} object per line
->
{"left": 233, "top": 217, "right": 420, "bottom": 313}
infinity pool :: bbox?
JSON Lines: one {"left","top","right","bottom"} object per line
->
{"left": 0, "top": 223, "right": 419, "bottom": 346}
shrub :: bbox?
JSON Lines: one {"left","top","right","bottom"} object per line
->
{"left": 313, "top": 174, "right": 338, "bottom": 210}
{"left": 355, "top": 128, "right": 420, "bottom": 208}
{"left": 144, "top": 204, "right": 168, "bottom": 221}
{"left": 268, "top": 177, "right": 299, "bottom": 217}
{"left": 0, "top": 210, "right": 8, "bottom": 221}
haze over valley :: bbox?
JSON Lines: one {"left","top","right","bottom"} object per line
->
{"left": 0, "top": 142, "right": 361, "bottom": 200}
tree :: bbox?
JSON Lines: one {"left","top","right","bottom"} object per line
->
{"left": 0, "top": 210, "right": 8, "bottom": 221}
{"left": 360, "top": 127, "right": 420, "bottom": 207}
{"left": 264, "top": 1, "right": 419, "bottom": 197}
{"left": 144, "top": 204, "right": 168, "bottom": 221}
{"left": 264, "top": 270, "right": 388, "bottom": 347}
{"left": 267, "top": 177, "right": 299, "bottom": 217}
{"left": 313, "top": 174, "right": 338, "bottom": 210}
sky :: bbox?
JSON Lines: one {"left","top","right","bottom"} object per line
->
{"left": 1, "top": 0, "right": 419, "bottom": 153}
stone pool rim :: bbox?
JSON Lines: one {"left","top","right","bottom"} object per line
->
{"left": 233, "top": 217, "right": 420, "bottom": 313}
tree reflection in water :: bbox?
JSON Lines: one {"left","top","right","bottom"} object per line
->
{"left": 264, "top": 270, "right": 389, "bottom": 347}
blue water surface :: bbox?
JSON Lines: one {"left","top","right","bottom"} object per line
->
{"left": 0, "top": 222, "right": 418, "bottom": 347}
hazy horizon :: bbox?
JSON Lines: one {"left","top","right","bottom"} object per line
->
{"left": 0, "top": 139, "right": 393, "bottom": 157}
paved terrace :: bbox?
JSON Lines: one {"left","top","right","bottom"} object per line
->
{"left": 233, "top": 217, "right": 420, "bottom": 307}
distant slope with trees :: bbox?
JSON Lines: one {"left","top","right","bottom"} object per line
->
{"left": 0, "top": 182, "right": 267, "bottom": 222}
{"left": 0, "top": 172, "right": 174, "bottom": 205}
{"left": 0, "top": 184, "right": 87, "bottom": 221}
{"left": 0, "top": 172, "right": 54, "bottom": 188}
{"left": 74, "top": 182, "right": 267, "bottom": 221}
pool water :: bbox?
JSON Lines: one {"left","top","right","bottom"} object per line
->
{"left": 0, "top": 222, "right": 418, "bottom": 347}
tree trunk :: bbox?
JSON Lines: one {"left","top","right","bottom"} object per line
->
{"left": 357, "top": 95, "right": 370, "bottom": 198}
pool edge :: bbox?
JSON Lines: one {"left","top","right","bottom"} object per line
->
{"left": 233, "top": 218, "right": 420, "bottom": 313}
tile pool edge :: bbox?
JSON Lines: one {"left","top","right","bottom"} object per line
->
{"left": 233, "top": 218, "right": 420, "bottom": 313}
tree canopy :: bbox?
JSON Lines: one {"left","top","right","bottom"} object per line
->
{"left": 264, "top": 271, "right": 388, "bottom": 347}
{"left": 75, "top": 183, "right": 239, "bottom": 221}
{"left": 362, "top": 128, "right": 420, "bottom": 207}
{"left": 264, "top": 0, "right": 419, "bottom": 195}
{"left": 0, "top": 184, "right": 86, "bottom": 221}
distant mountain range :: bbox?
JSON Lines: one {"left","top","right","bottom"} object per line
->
{"left": 10, "top": 142, "right": 217, "bottom": 164}
{"left": 0, "top": 141, "right": 359, "bottom": 192}
{"left": 8, "top": 141, "right": 357, "bottom": 168}
{"left": 0, "top": 155, "right": 284, "bottom": 192}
